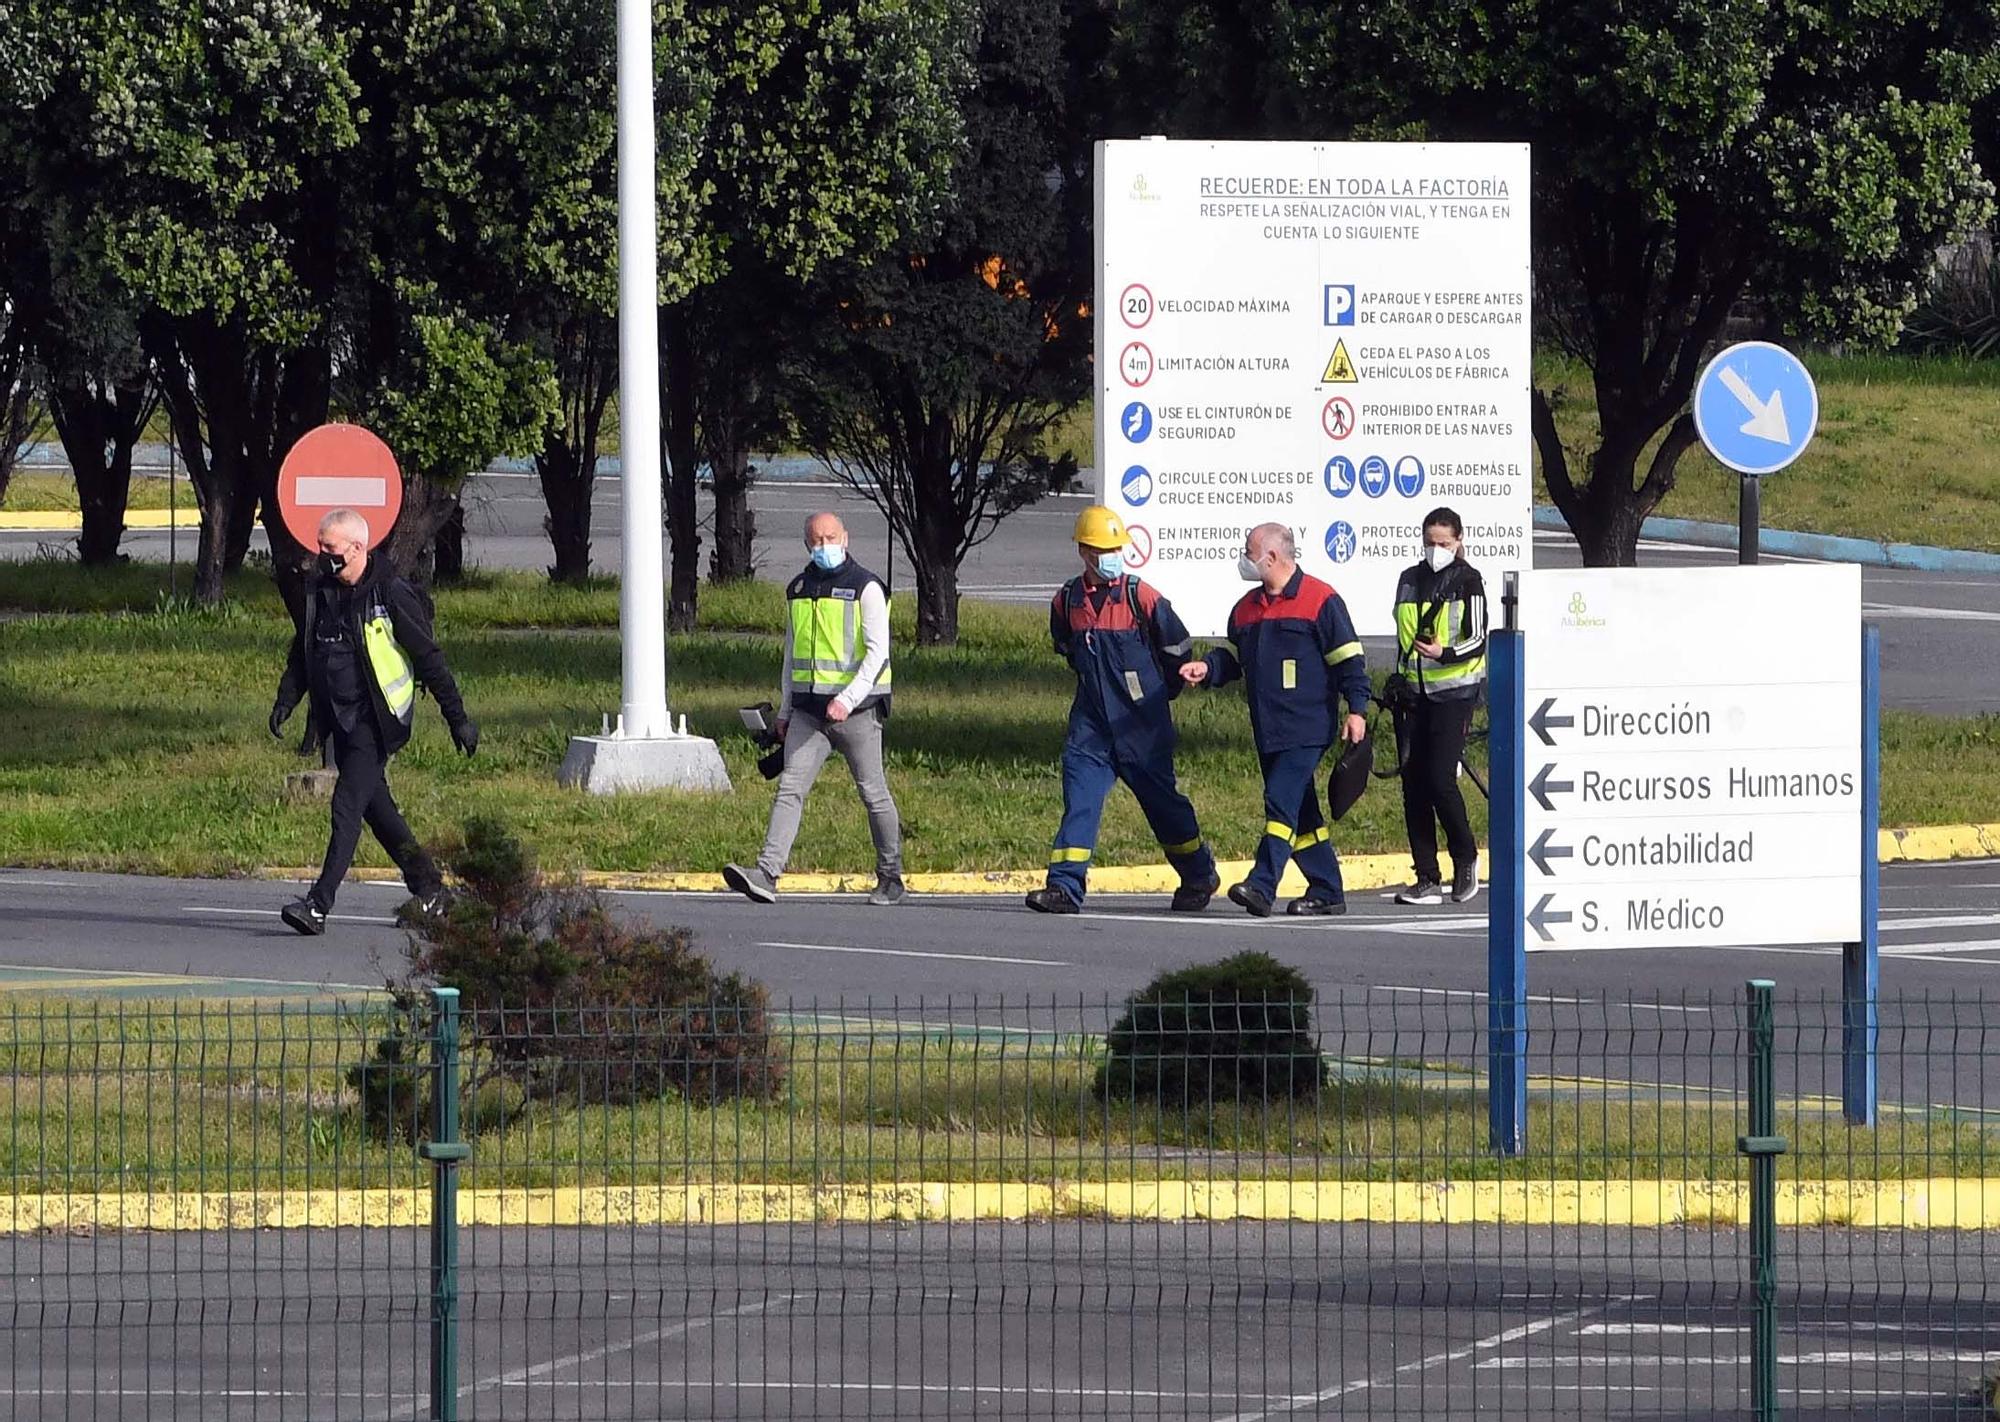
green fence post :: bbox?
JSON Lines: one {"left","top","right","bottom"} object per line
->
{"left": 419, "top": 987, "right": 470, "bottom": 1421}
{"left": 1739, "top": 979, "right": 1787, "bottom": 1422}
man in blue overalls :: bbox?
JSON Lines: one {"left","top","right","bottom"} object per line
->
{"left": 1027, "top": 506, "right": 1221, "bottom": 915}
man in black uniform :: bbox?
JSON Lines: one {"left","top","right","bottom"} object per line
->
{"left": 269, "top": 509, "right": 478, "bottom": 935}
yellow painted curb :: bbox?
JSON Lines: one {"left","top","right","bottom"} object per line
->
{"left": 6, "top": 1179, "right": 1999, "bottom": 1232}
{"left": 266, "top": 820, "right": 1997, "bottom": 898}
{"left": 1880, "top": 822, "right": 2000, "bottom": 863}
{"left": 0, "top": 509, "right": 185, "bottom": 531}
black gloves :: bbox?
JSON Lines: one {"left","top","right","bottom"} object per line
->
{"left": 450, "top": 718, "right": 480, "bottom": 757}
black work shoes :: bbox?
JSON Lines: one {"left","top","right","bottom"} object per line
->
{"left": 1170, "top": 873, "right": 1223, "bottom": 913}
{"left": 1025, "top": 888, "right": 1080, "bottom": 914}
{"left": 1227, "top": 882, "right": 1274, "bottom": 918}
{"left": 280, "top": 897, "right": 328, "bottom": 936}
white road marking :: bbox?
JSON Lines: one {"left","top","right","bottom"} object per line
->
{"left": 1371, "top": 984, "right": 1709, "bottom": 1014}
{"left": 1865, "top": 602, "right": 2000, "bottom": 622}
{"left": 442, "top": 1295, "right": 797, "bottom": 1415}
{"left": 758, "top": 940, "right": 1069, "bottom": 967}
{"left": 1482, "top": 1348, "right": 1997, "bottom": 1369}
{"left": 1880, "top": 913, "right": 2000, "bottom": 932}
{"left": 184, "top": 905, "right": 398, "bottom": 926}
{"left": 1209, "top": 1301, "right": 1626, "bottom": 1422}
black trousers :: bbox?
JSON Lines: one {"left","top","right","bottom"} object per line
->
{"left": 1394, "top": 696, "right": 1478, "bottom": 883}
{"left": 310, "top": 717, "right": 440, "bottom": 909}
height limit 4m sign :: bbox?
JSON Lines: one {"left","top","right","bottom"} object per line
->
{"left": 1515, "top": 565, "right": 1863, "bottom": 951}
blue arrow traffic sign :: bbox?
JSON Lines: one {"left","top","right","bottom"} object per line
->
{"left": 1693, "top": 341, "right": 1818, "bottom": 476}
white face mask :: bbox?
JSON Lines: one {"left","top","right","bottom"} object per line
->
{"left": 1237, "top": 553, "right": 1263, "bottom": 582}
{"left": 1426, "top": 543, "right": 1456, "bottom": 573}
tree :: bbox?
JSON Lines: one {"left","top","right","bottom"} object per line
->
{"left": 788, "top": 0, "right": 1098, "bottom": 644}
{"left": 652, "top": 0, "right": 974, "bottom": 629}
{"left": 1111, "top": 0, "right": 2000, "bottom": 564}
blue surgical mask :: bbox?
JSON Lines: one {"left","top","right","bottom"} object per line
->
{"left": 1094, "top": 552, "right": 1124, "bottom": 580}
{"left": 810, "top": 544, "right": 846, "bottom": 571}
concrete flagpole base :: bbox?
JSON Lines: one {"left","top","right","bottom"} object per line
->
{"left": 558, "top": 732, "right": 732, "bottom": 794}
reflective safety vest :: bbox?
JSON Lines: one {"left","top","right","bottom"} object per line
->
{"left": 1393, "top": 561, "right": 1487, "bottom": 701}
{"left": 362, "top": 597, "right": 417, "bottom": 724}
{"left": 785, "top": 559, "right": 891, "bottom": 715}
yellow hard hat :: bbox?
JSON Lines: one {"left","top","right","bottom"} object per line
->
{"left": 1073, "top": 505, "right": 1130, "bottom": 550}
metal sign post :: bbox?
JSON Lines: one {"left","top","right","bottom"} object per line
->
{"left": 1486, "top": 572, "right": 1527, "bottom": 1155}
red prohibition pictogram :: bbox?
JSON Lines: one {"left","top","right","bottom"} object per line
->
{"left": 277, "top": 423, "right": 404, "bottom": 550}
{"left": 1119, "top": 284, "right": 1154, "bottom": 329}
{"left": 1119, "top": 342, "right": 1155, "bottom": 387}
{"left": 1122, "top": 523, "right": 1154, "bottom": 568}
{"left": 1322, "top": 397, "right": 1356, "bottom": 441}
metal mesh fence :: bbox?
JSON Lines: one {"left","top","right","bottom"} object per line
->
{"left": 1, "top": 989, "right": 1994, "bottom": 1419}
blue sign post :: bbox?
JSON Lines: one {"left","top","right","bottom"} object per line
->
{"left": 1486, "top": 575, "right": 1528, "bottom": 1156}
{"left": 1844, "top": 624, "right": 1882, "bottom": 1125}
{"left": 1693, "top": 341, "right": 1819, "bottom": 565}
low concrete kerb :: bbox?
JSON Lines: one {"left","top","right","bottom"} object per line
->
{"left": 1532, "top": 505, "right": 2000, "bottom": 574}
{"left": 269, "top": 821, "right": 2000, "bottom": 897}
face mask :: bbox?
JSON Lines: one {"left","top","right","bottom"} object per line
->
{"left": 1094, "top": 552, "right": 1125, "bottom": 580}
{"left": 317, "top": 552, "right": 347, "bottom": 579}
{"left": 1426, "top": 543, "right": 1455, "bottom": 573}
{"left": 1237, "top": 554, "right": 1263, "bottom": 582}
{"left": 810, "top": 544, "right": 846, "bottom": 571}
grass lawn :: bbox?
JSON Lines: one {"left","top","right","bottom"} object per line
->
{"left": 1051, "top": 352, "right": 2000, "bottom": 553}
{"left": 0, "top": 562, "right": 1994, "bottom": 879}
{"left": 1, "top": 1000, "right": 1990, "bottom": 1191}
{"left": 1, "top": 470, "right": 181, "bottom": 513}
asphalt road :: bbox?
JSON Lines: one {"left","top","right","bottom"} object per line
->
{"left": 4, "top": 1223, "right": 1994, "bottom": 1418}
{"left": 5, "top": 471, "right": 1998, "bottom": 714}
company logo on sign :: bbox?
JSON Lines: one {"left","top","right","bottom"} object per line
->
{"left": 1129, "top": 174, "right": 1162, "bottom": 202}
{"left": 1123, "top": 523, "right": 1154, "bottom": 568}
{"left": 1561, "top": 591, "right": 1607, "bottom": 630}
{"left": 1119, "top": 342, "right": 1155, "bottom": 387}
{"left": 1393, "top": 455, "right": 1426, "bottom": 498}
{"left": 1325, "top": 521, "right": 1357, "bottom": 564}
{"left": 1120, "top": 465, "right": 1152, "bottom": 507}
{"left": 1323, "top": 285, "right": 1355, "bottom": 326}
{"left": 1324, "top": 456, "right": 1355, "bottom": 498}
{"left": 1358, "top": 455, "right": 1390, "bottom": 498}
{"left": 1121, "top": 401, "right": 1153, "bottom": 443}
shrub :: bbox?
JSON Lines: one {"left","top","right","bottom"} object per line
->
{"left": 1094, "top": 951, "right": 1327, "bottom": 1106}
{"left": 350, "top": 818, "right": 785, "bottom": 1137}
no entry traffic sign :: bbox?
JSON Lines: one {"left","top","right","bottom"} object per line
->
{"left": 277, "top": 424, "right": 404, "bottom": 551}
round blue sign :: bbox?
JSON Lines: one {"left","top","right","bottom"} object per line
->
{"left": 1358, "top": 455, "right": 1390, "bottom": 498}
{"left": 1120, "top": 401, "right": 1153, "bottom": 444}
{"left": 1120, "top": 464, "right": 1152, "bottom": 507}
{"left": 1692, "top": 341, "right": 1817, "bottom": 476}
{"left": 1324, "top": 456, "right": 1356, "bottom": 498}
{"left": 1393, "top": 454, "right": 1425, "bottom": 498}
{"left": 1325, "top": 521, "right": 1357, "bottom": 564}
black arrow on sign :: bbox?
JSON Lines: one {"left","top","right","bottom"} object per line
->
{"left": 1529, "top": 763, "right": 1574, "bottom": 813}
{"left": 1530, "top": 697, "right": 1574, "bottom": 747}
{"left": 1527, "top": 893, "right": 1571, "bottom": 943}
{"left": 1528, "top": 828, "right": 1573, "bottom": 877}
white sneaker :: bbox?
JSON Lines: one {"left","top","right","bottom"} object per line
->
{"left": 1395, "top": 880, "right": 1445, "bottom": 906}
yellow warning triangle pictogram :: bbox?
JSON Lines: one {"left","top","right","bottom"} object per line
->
{"left": 1323, "top": 340, "right": 1358, "bottom": 384}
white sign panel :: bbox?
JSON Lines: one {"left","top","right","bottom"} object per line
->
{"left": 1518, "top": 565, "right": 1862, "bottom": 951}
{"left": 1093, "top": 139, "right": 1533, "bottom": 638}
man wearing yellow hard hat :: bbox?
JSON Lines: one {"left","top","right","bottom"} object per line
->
{"left": 1027, "top": 505, "right": 1220, "bottom": 914}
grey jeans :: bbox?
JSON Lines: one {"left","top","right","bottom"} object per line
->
{"left": 757, "top": 704, "right": 903, "bottom": 881}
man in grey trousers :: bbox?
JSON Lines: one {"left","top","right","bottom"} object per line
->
{"left": 724, "top": 512, "right": 906, "bottom": 905}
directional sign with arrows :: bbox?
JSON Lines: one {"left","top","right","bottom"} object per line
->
{"left": 1513, "top": 565, "right": 1862, "bottom": 951}
{"left": 1692, "top": 341, "right": 1819, "bottom": 477}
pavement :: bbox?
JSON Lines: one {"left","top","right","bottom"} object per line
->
{"left": 3, "top": 1222, "right": 1994, "bottom": 1418}
{"left": 5, "top": 861, "right": 1999, "bottom": 1007}
{"left": 5, "top": 471, "right": 2000, "bottom": 714}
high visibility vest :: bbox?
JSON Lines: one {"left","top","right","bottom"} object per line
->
{"left": 786, "top": 560, "right": 891, "bottom": 713}
{"left": 362, "top": 599, "right": 417, "bottom": 724}
{"left": 1394, "top": 567, "right": 1486, "bottom": 699}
